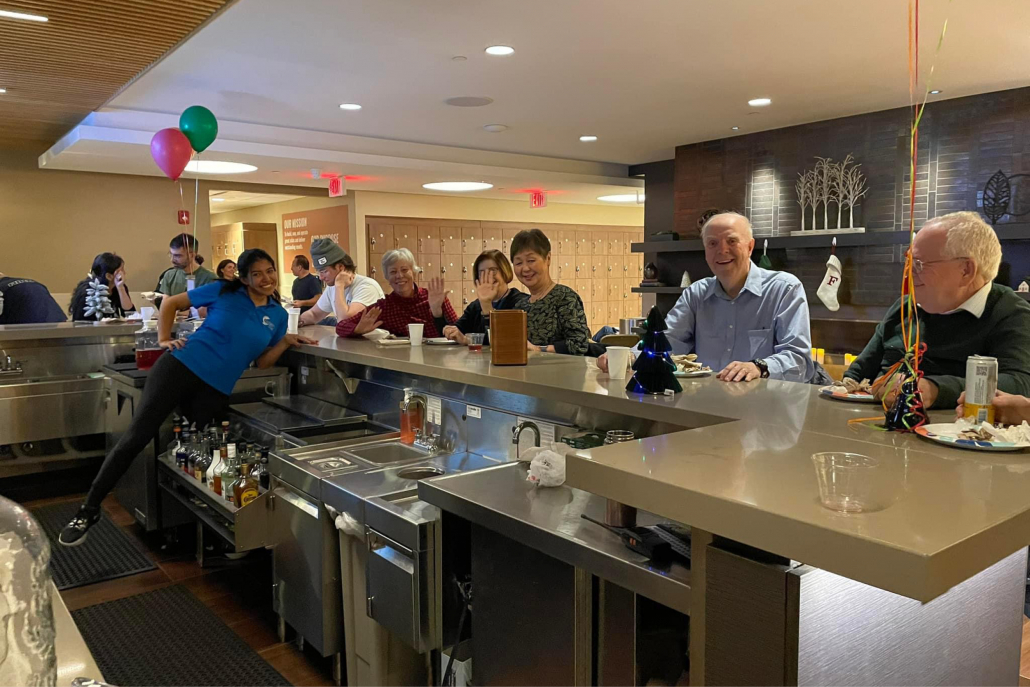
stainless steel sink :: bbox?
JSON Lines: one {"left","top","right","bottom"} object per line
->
{"left": 342, "top": 441, "right": 432, "bottom": 465}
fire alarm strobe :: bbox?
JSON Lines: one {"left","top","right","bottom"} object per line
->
{"left": 177, "top": 210, "right": 190, "bottom": 225}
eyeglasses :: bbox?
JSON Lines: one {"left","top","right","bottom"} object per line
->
{"left": 911, "top": 256, "right": 967, "bottom": 274}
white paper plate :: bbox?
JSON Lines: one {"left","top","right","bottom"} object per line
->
{"left": 819, "top": 387, "right": 878, "bottom": 403}
{"left": 425, "top": 338, "right": 458, "bottom": 345}
{"left": 915, "top": 423, "right": 1030, "bottom": 452}
{"left": 376, "top": 338, "right": 411, "bottom": 346}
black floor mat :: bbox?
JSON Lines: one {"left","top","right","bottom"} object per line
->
{"left": 31, "top": 501, "right": 156, "bottom": 590}
{"left": 72, "top": 585, "right": 290, "bottom": 686}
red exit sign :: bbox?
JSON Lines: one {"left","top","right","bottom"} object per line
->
{"left": 328, "top": 177, "right": 345, "bottom": 197}
{"left": 530, "top": 191, "right": 547, "bottom": 209}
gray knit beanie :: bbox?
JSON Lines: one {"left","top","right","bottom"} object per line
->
{"left": 310, "top": 239, "right": 351, "bottom": 270}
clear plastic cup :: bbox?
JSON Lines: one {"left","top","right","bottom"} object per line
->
{"left": 287, "top": 307, "right": 301, "bottom": 334}
{"left": 408, "top": 323, "right": 424, "bottom": 346}
{"left": 606, "top": 346, "right": 631, "bottom": 380}
{"left": 812, "top": 452, "right": 880, "bottom": 513}
{"left": 467, "top": 333, "right": 485, "bottom": 352}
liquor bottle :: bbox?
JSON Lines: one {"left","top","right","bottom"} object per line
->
{"left": 208, "top": 435, "right": 224, "bottom": 494}
{"left": 175, "top": 426, "right": 191, "bottom": 471}
{"left": 168, "top": 425, "right": 182, "bottom": 462}
{"left": 186, "top": 423, "right": 200, "bottom": 476}
{"left": 220, "top": 456, "right": 239, "bottom": 505}
{"left": 259, "top": 448, "right": 270, "bottom": 491}
{"left": 234, "top": 463, "right": 260, "bottom": 507}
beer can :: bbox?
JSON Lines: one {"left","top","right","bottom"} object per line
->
{"left": 963, "top": 355, "right": 998, "bottom": 424}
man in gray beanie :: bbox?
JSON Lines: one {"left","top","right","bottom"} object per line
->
{"left": 299, "top": 238, "right": 384, "bottom": 327}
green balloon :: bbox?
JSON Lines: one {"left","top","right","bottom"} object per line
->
{"left": 179, "top": 106, "right": 218, "bottom": 153}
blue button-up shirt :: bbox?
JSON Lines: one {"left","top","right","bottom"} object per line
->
{"left": 662, "top": 265, "right": 814, "bottom": 382}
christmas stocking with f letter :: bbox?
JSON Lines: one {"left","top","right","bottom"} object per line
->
{"left": 817, "top": 255, "right": 842, "bottom": 311}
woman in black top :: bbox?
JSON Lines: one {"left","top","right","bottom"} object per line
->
{"left": 510, "top": 229, "right": 591, "bottom": 355}
{"left": 69, "top": 252, "right": 136, "bottom": 321}
{"left": 443, "top": 249, "right": 528, "bottom": 345}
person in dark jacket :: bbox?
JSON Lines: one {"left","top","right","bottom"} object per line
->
{"left": 443, "top": 250, "right": 528, "bottom": 345}
{"left": 0, "top": 273, "right": 66, "bottom": 325}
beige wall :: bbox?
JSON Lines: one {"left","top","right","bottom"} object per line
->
{"left": 211, "top": 193, "right": 354, "bottom": 292}
{"left": 0, "top": 152, "right": 213, "bottom": 302}
{"left": 351, "top": 190, "right": 643, "bottom": 277}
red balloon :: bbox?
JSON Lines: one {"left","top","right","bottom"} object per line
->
{"left": 150, "top": 128, "right": 193, "bottom": 180}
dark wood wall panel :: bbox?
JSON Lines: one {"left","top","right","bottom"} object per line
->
{"left": 658, "top": 86, "right": 1030, "bottom": 322}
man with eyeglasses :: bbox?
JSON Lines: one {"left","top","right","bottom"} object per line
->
{"left": 844, "top": 211, "right": 1030, "bottom": 409}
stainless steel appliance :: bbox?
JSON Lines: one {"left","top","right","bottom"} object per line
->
{"left": 322, "top": 450, "right": 500, "bottom": 686}
{"left": 267, "top": 432, "right": 398, "bottom": 683}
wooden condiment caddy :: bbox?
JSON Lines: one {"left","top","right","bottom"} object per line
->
{"left": 489, "top": 310, "right": 528, "bottom": 366}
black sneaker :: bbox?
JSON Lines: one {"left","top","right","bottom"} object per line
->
{"left": 59, "top": 505, "right": 101, "bottom": 547}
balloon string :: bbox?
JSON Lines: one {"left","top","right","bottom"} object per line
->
{"left": 193, "top": 151, "right": 200, "bottom": 270}
{"left": 177, "top": 180, "right": 193, "bottom": 277}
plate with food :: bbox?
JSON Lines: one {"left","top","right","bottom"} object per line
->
{"left": 375, "top": 337, "right": 411, "bottom": 347}
{"left": 914, "top": 419, "right": 1030, "bottom": 452}
{"left": 819, "top": 377, "right": 878, "bottom": 403}
{"left": 671, "top": 354, "right": 713, "bottom": 378}
{"left": 425, "top": 338, "right": 459, "bottom": 345}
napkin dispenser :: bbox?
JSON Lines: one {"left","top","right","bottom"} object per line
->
{"left": 490, "top": 310, "right": 528, "bottom": 366}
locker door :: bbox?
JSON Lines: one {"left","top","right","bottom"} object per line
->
{"left": 441, "top": 228, "right": 462, "bottom": 255}
{"left": 575, "top": 231, "right": 592, "bottom": 256}
{"left": 607, "top": 256, "right": 625, "bottom": 282}
{"left": 394, "top": 226, "right": 418, "bottom": 255}
{"left": 462, "top": 226, "right": 483, "bottom": 257}
{"left": 591, "top": 231, "right": 608, "bottom": 256}
{"left": 502, "top": 228, "right": 522, "bottom": 258}
{"left": 557, "top": 230, "right": 576, "bottom": 257}
{"left": 482, "top": 227, "right": 503, "bottom": 253}
{"left": 418, "top": 255, "right": 443, "bottom": 281}
{"left": 368, "top": 224, "right": 394, "bottom": 254}
{"left": 608, "top": 231, "right": 625, "bottom": 257}
{"left": 416, "top": 225, "right": 440, "bottom": 257}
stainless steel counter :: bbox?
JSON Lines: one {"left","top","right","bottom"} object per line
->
{"left": 0, "top": 321, "right": 142, "bottom": 341}
{"left": 419, "top": 462, "right": 691, "bottom": 614}
{"left": 291, "top": 331, "right": 1030, "bottom": 604}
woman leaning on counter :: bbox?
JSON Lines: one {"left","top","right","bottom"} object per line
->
{"left": 59, "top": 249, "right": 316, "bottom": 547}
{"left": 443, "top": 249, "right": 528, "bottom": 345}
{"left": 336, "top": 248, "right": 458, "bottom": 338}
{"left": 511, "top": 228, "right": 591, "bottom": 355}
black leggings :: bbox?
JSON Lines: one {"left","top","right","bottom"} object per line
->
{"left": 85, "top": 353, "right": 229, "bottom": 510}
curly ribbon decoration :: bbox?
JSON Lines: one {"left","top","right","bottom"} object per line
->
{"left": 851, "top": 0, "right": 949, "bottom": 432}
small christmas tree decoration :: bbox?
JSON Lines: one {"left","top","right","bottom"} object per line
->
{"left": 626, "top": 306, "right": 682, "bottom": 395}
{"left": 83, "top": 279, "right": 115, "bottom": 320}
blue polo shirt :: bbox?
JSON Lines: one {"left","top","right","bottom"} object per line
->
{"left": 171, "top": 282, "right": 288, "bottom": 395}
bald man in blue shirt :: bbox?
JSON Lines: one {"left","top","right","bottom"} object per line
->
{"left": 599, "top": 212, "right": 814, "bottom": 383}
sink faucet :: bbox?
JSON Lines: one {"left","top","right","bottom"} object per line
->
{"left": 402, "top": 394, "right": 440, "bottom": 451}
{"left": 512, "top": 420, "right": 541, "bottom": 460}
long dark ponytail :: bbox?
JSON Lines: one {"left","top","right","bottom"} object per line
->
{"left": 221, "top": 248, "right": 280, "bottom": 302}
{"left": 69, "top": 252, "right": 125, "bottom": 318}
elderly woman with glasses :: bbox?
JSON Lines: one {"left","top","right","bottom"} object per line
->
{"left": 335, "top": 248, "right": 458, "bottom": 338}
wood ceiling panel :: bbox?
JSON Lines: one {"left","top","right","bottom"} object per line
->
{"left": 0, "top": 0, "right": 233, "bottom": 152}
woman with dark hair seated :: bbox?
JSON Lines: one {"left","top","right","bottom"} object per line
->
{"left": 59, "top": 248, "right": 316, "bottom": 547}
{"left": 510, "top": 229, "right": 591, "bottom": 355}
{"left": 443, "top": 249, "right": 527, "bottom": 345}
{"left": 69, "top": 252, "right": 136, "bottom": 320}
{"left": 216, "top": 259, "right": 237, "bottom": 280}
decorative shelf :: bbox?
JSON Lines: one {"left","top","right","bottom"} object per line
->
{"left": 632, "top": 286, "right": 685, "bottom": 294}
{"left": 633, "top": 226, "right": 1030, "bottom": 254}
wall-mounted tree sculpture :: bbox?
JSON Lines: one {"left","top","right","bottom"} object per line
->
{"left": 792, "top": 154, "right": 868, "bottom": 236}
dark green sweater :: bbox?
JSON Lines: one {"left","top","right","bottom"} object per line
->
{"left": 844, "top": 284, "right": 1030, "bottom": 408}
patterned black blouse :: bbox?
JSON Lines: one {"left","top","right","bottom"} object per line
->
{"left": 522, "top": 284, "right": 591, "bottom": 355}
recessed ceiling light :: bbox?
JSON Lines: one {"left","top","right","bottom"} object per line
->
{"left": 731, "top": 126, "right": 739, "bottom": 131}
{"left": 184, "top": 161, "right": 257, "bottom": 174}
{"left": 211, "top": 197, "right": 226, "bottom": 202}
{"left": 930, "top": 89, "right": 942, "bottom": 95}
{"left": 485, "top": 45, "right": 514, "bottom": 56}
{"left": 451, "top": 55, "right": 467, "bottom": 62}
{"left": 339, "top": 103, "right": 362, "bottom": 110}
{"left": 483, "top": 124, "right": 508, "bottom": 133}
{"left": 423, "top": 181, "right": 493, "bottom": 192}
{"left": 444, "top": 96, "right": 493, "bottom": 107}
{"left": 0, "top": 9, "right": 48, "bottom": 21}
{"left": 748, "top": 97, "right": 772, "bottom": 107}
{"left": 598, "top": 193, "right": 645, "bottom": 203}
{"left": 579, "top": 135, "right": 598, "bottom": 142}
{"left": 0, "top": 88, "right": 6, "bottom": 94}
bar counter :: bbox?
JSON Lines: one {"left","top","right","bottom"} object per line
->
{"left": 294, "top": 327, "right": 1030, "bottom": 603}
